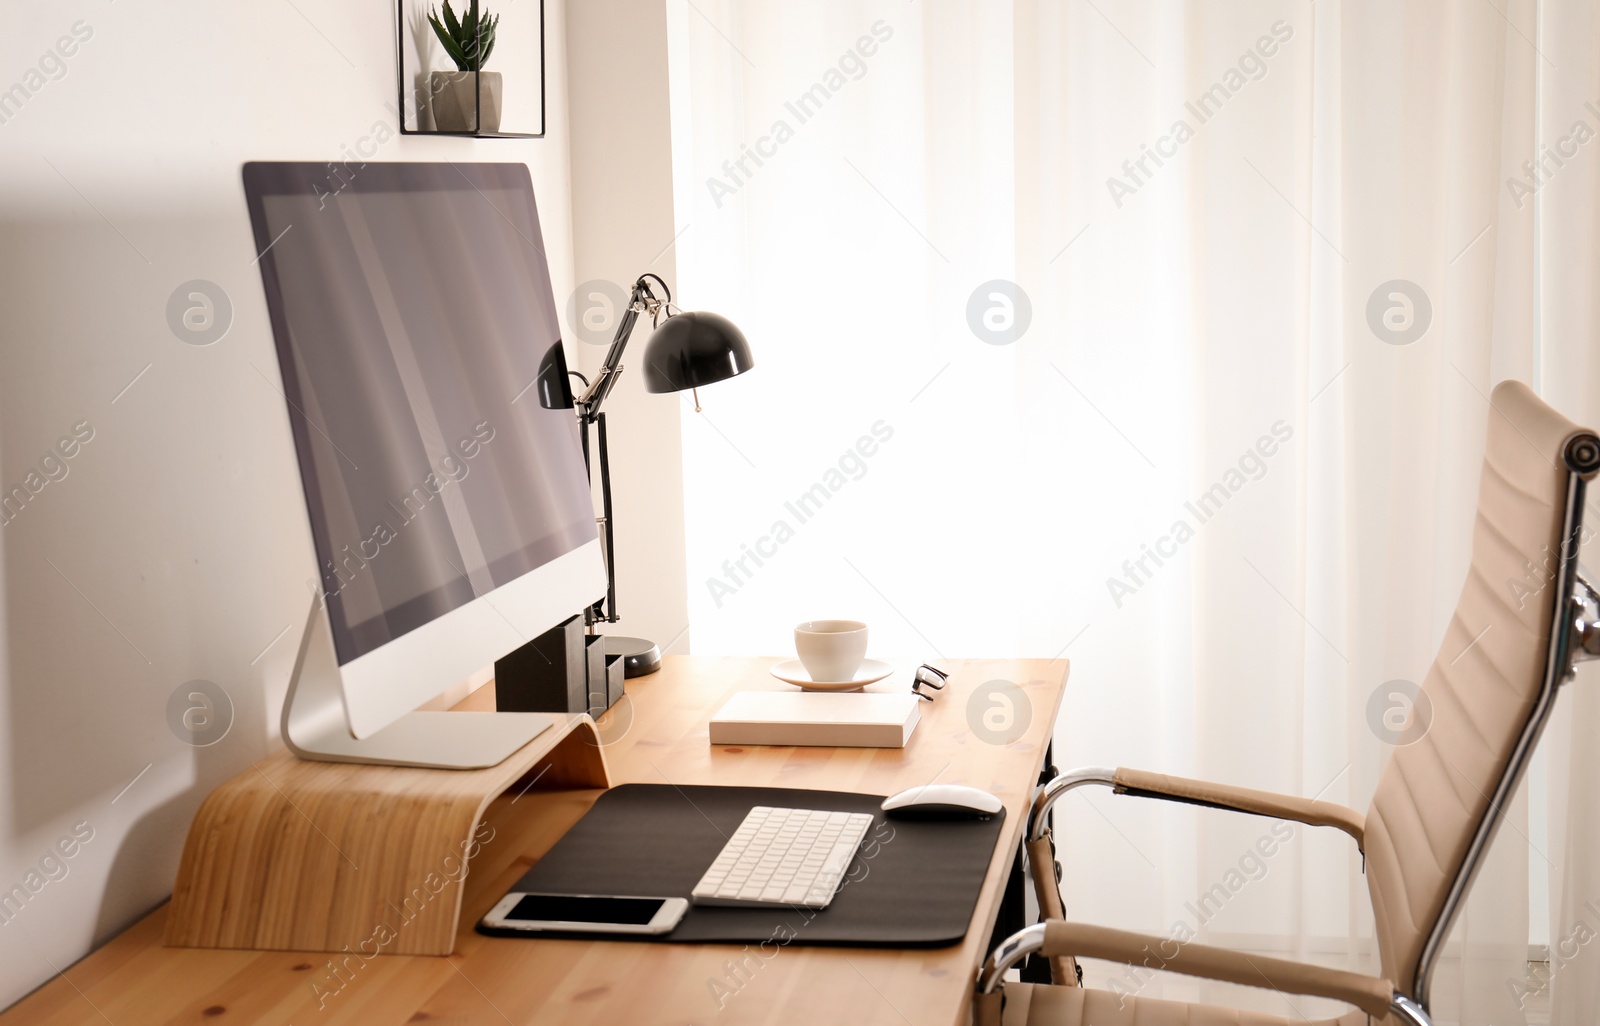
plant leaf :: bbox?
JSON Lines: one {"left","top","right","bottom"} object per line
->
{"left": 429, "top": 7, "right": 470, "bottom": 71}
{"left": 464, "top": 0, "right": 480, "bottom": 68}
{"left": 478, "top": 13, "right": 498, "bottom": 67}
{"left": 440, "top": 0, "right": 462, "bottom": 41}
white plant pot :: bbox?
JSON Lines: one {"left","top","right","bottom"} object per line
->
{"left": 429, "top": 70, "right": 502, "bottom": 133}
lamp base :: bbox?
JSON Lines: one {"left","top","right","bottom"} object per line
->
{"left": 604, "top": 635, "right": 662, "bottom": 678}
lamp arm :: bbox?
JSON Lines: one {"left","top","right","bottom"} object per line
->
{"left": 575, "top": 273, "right": 672, "bottom": 424}
{"left": 590, "top": 411, "right": 619, "bottom": 627}
{"left": 578, "top": 313, "right": 632, "bottom": 626}
{"left": 577, "top": 303, "right": 640, "bottom": 423}
{"left": 573, "top": 273, "right": 672, "bottom": 628}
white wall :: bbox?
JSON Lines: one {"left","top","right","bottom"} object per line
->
{"left": 565, "top": 0, "right": 692, "bottom": 660}
{"left": 0, "top": 0, "right": 578, "bottom": 1008}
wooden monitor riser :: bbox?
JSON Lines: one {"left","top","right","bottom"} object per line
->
{"left": 164, "top": 713, "right": 611, "bottom": 956}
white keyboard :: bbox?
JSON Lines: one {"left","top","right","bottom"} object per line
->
{"left": 691, "top": 806, "right": 874, "bottom": 909}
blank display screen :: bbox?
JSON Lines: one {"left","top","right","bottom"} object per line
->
{"left": 243, "top": 162, "right": 598, "bottom": 665}
{"left": 506, "top": 894, "right": 666, "bottom": 925}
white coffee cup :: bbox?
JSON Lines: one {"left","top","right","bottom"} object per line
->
{"left": 794, "top": 620, "right": 869, "bottom": 683}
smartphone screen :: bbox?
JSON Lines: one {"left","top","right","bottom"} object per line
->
{"left": 504, "top": 894, "right": 668, "bottom": 926}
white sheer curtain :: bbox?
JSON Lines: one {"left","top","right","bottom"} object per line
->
{"left": 663, "top": 2, "right": 1600, "bottom": 1022}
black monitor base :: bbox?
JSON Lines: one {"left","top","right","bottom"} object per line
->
{"left": 605, "top": 635, "right": 662, "bottom": 678}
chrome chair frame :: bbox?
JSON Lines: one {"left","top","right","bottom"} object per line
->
{"left": 983, "top": 430, "right": 1600, "bottom": 1025}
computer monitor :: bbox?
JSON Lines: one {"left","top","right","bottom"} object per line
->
{"left": 244, "top": 161, "right": 606, "bottom": 768}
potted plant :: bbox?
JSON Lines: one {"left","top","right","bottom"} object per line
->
{"left": 427, "top": 0, "right": 501, "bottom": 133}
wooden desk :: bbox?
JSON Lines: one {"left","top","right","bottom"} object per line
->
{"left": 6, "top": 656, "right": 1066, "bottom": 1026}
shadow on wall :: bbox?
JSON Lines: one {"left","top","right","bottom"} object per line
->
{"left": 0, "top": 205, "right": 313, "bottom": 936}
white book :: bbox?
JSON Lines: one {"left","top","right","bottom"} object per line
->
{"left": 708, "top": 691, "right": 921, "bottom": 748}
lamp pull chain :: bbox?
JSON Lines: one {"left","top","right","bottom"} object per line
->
{"left": 692, "top": 387, "right": 702, "bottom": 413}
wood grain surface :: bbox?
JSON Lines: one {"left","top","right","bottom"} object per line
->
{"left": 4, "top": 655, "right": 1067, "bottom": 1026}
{"left": 164, "top": 715, "right": 610, "bottom": 956}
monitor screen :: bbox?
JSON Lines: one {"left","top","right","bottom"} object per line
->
{"left": 244, "top": 162, "right": 597, "bottom": 666}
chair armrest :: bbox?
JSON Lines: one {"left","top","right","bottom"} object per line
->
{"left": 1111, "top": 767, "right": 1365, "bottom": 849}
{"left": 1020, "top": 766, "right": 1367, "bottom": 982}
{"left": 980, "top": 920, "right": 1396, "bottom": 1021}
{"left": 1027, "top": 766, "right": 1364, "bottom": 849}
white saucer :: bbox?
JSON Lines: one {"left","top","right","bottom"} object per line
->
{"left": 770, "top": 658, "right": 895, "bottom": 692}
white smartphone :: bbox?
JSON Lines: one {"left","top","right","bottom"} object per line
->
{"left": 481, "top": 892, "right": 689, "bottom": 935}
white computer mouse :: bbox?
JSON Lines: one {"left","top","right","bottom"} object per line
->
{"left": 881, "top": 784, "right": 1002, "bottom": 820}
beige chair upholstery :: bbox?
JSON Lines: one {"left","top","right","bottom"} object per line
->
{"left": 1364, "top": 380, "right": 1575, "bottom": 995}
{"left": 982, "top": 381, "right": 1600, "bottom": 1026}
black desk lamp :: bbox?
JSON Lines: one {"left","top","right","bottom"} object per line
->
{"left": 557, "top": 273, "right": 753, "bottom": 677}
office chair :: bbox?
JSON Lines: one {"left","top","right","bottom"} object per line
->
{"left": 979, "top": 381, "right": 1600, "bottom": 1026}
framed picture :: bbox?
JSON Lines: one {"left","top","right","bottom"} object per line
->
{"left": 397, "top": 0, "right": 545, "bottom": 137}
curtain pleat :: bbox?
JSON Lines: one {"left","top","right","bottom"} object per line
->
{"left": 665, "top": 3, "right": 1599, "bottom": 1023}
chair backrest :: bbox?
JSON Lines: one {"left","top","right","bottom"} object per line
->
{"left": 1363, "top": 381, "right": 1598, "bottom": 1000}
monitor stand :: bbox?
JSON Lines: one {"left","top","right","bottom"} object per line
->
{"left": 281, "top": 598, "right": 554, "bottom": 769}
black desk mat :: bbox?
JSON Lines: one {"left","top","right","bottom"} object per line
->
{"left": 479, "top": 783, "right": 1006, "bottom": 947}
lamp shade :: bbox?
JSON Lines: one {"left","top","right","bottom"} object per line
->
{"left": 535, "top": 341, "right": 575, "bottom": 410}
{"left": 640, "top": 311, "right": 753, "bottom": 394}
